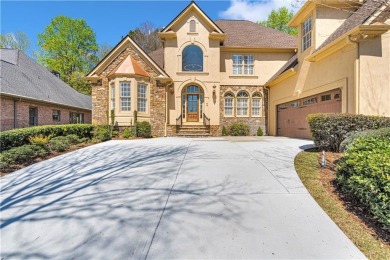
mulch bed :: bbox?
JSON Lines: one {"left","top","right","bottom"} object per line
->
{"left": 318, "top": 151, "right": 390, "bottom": 245}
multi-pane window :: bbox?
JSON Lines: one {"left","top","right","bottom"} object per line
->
{"left": 237, "top": 91, "right": 249, "bottom": 116}
{"left": 252, "top": 93, "right": 261, "bottom": 116}
{"left": 189, "top": 20, "right": 196, "bottom": 33}
{"left": 224, "top": 93, "right": 234, "bottom": 116}
{"left": 52, "top": 110, "right": 61, "bottom": 121}
{"left": 302, "top": 16, "right": 312, "bottom": 51}
{"left": 233, "top": 55, "right": 254, "bottom": 75}
{"left": 120, "top": 82, "right": 131, "bottom": 111}
{"left": 29, "top": 107, "right": 38, "bottom": 126}
{"left": 137, "top": 83, "right": 147, "bottom": 112}
{"left": 110, "top": 84, "right": 115, "bottom": 111}
{"left": 69, "top": 112, "right": 84, "bottom": 124}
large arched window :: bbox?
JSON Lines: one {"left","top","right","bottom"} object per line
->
{"left": 224, "top": 93, "right": 234, "bottom": 116}
{"left": 237, "top": 91, "right": 249, "bottom": 116}
{"left": 182, "top": 45, "right": 203, "bottom": 72}
{"left": 251, "top": 93, "right": 262, "bottom": 116}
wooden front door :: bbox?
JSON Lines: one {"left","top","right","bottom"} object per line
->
{"left": 187, "top": 94, "right": 199, "bottom": 122}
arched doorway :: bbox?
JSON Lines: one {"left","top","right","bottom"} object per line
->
{"left": 182, "top": 85, "right": 204, "bottom": 122}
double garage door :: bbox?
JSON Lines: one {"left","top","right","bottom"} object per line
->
{"left": 277, "top": 89, "right": 341, "bottom": 139}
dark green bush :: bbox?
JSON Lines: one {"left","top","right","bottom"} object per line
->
{"left": 0, "top": 144, "right": 48, "bottom": 168}
{"left": 65, "top": 134, "right": 82, "bottom": 145}
{"left": 307, "top": 113, "right": 390, "bottom": 152}
{"left": 222, "top": 126, "right": 228, "bottom": 136}
{"left": 257, "top": 127, "right": 264, "bottom": 136}
{"left": 337, "top": 137, "right": 390, "bottom": 230}
{"left": 93, "top": 125, "right": 111, "bottom": 142}
{"left": 340, "top": 127, "right": 390, "bottom": 152}
{"left": 230, "top": 122, "right": 250, "bottom": 136}
{"left": 122, "top": 127, "right": 132, "bottom": 139}
{"left": 0, "top": 124, "right": 93, "bottom": 151}
{"left": 49, "top": 136, "right": 71, "bottom": 152}
{"left": 136, "top": 121, "right": 151, "bottom": 138}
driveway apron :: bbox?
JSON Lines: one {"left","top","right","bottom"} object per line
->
{"left": 0, "top": 137, "right": 365, "bottom": 259}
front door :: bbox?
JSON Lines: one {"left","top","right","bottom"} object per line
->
{"left": 187, "top": 94, "right": 199, "bottom": 122}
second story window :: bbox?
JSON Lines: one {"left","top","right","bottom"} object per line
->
{"left": 189, "top": 20, "right": 196, "bottom": 33}
{"left": 120, "top": 82, "right": 131, "bottom": 111}
{"left": 302, "top": 16, "right": 312, "bottom": 51}
{"left": 233, "top": 54, "right": 254, "bottom": 75}
{"left": 182, "top": 45, "right": 203, "bottom": 72}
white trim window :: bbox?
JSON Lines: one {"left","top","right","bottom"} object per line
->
{"left": 110, "top": 83, "right": 115, "bottom": 111}
{"left": 302, "top": 16, "right": 312, "bottom": 51}
{"left": 233, "top": 54, "right": 254, "bottom": 75}
{"left": 137, "top": 83, "right": 147, "bottom": 112}
{"left": 237, "top": 91, "right": 249, "bottom": 116}
{"left": 120, "top": 82, "right": 131, "bottom": 111}
{"left": 251, "top": 93, "right": 261, "bottom": 116}
{"left": 224, "top": 93, "right": 234, "bottom": 116}
{"left": 189, "top": 20, "right": 196, "bottom": 33}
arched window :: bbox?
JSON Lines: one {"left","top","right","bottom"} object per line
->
{"left": 182, "top": 45, "right": 203, "bottom": 72}
{"left": 252, "top": 93, "right": 262, "bottom": 116}
{"left": 189, "top": 20, "right": 196, "bottom": 33}
{"left": 224, "top": 93, "right": 234, "bottom": 116}
{"left": 237, "top": 91, "right": 249, "bottom": 116}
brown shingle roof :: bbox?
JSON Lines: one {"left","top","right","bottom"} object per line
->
{"left": 148, "top": 48, "right": 164, "bottom": 69}
{"left": 214, "top": 20, "right": 297, "bottom": 48}
{"left": 315, "top": 0, "right": 387, "bottom": 52}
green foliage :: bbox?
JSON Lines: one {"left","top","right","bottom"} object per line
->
{"left": 0, "top": 144, "right": 47, "bottom": 168}
{"left": 259, "top": 7, "right": 297, "bottom": 35}
{"left": 136, "top": 121, "right": 152, "bottom": 138}
{"left": 337, "top": 137, "right": 390, "bottom": 230}
{"left": 0, "top": 124, "right": 93, "bottom": 151}
{"left": 122, "top": 127, "right": 132, "bottom": 139}
{"left": 230, "top": 123, "right": 250, "bottom": 136}
{"left": 36, "top": 15, "right": 98, "bottom": 94}
{"left": 0, "top": 32, "right": 30, "bottom": 52}
{"left": 307, "top": 113, "right": 390, "bottom": 152}
{"left": 48, "top": 136, "right": 71, "bottom": 152}
{"left": 65, "top": 134, "right": 82, "bottom": 145}
{"left": 340, "top": 128, "right": 390, "bottom": 152}
{"left": 257, "top": 127, "right": 264, "bottom": 136}
{"left": 29, "top": 134, "right": 50, "bottom": 147}
{"left": 93, "top": 125, "right": 111, "bottom": 142}
{"left": 222, "top": 126, "right": 228, "bottom": 136}
{"left": 128, "top": 22, "right": 162, "bottom": 53}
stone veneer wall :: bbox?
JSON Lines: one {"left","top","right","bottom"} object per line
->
{"left": 219, "top": 86, "right": 266, "bottom": 136}
{"left": 92, "top": 46, "right": 167, "bottom": 137}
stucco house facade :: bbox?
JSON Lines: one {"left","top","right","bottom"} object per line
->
{"left": 1, "top": 49, "right": 92, "bottom": 132}
{"left": 87, "top": 0, "right": 389, "bottom": 138}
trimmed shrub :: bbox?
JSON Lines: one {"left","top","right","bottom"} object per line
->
{"left": 0, "top": 144, "right": 48, "bottom": 168}
{"left": 0, "top": 124, "right": 93, "bottom": 151}
{"left": 337, "top": 137, "right": 390, "bottom": 230}
{"left": 122, "top": 127, "right": 132, "bottom": 139}
{"left": 340, "top": 127, "right": 390, "bottom": 152}
{"left": 29, "top": 135, "right": 50, "bottom": 147}
{"left": 222, "top": 126, "right": 228, "bottom": 136}
{"left": 93, "top": 125, "right": 111, "bottom": 142}
{"left": 64, "top": 134, "right": 82, "bottom": 145}
{"left": 307, "top": 113, "right": 390, "bottom": 152}
{"left": 136, "top": 121, "right": 151, "bottom": 138}
{"left": 49, "top": 136, "right": 71, "bottom": 152}
{"left": 257, "top": 127, "right": 264, "bottom": 136}
{"left": 230, "top": 122, "right": 250, "bottom": 136}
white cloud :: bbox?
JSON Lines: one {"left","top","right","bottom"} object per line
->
{"left": 219, "top": 0, "right": 299, "bottom": 22}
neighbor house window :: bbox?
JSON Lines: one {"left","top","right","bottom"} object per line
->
{"left": 237, "top": 91, "right": 249, "bottom": 116}
{"left": 251, "top": 93, "right": 261, "bottom": 116}
{"left": 110, "top": 83, "right": 115, "bottom": 111}
{"left": 137, "top": 83, "right": 147, "bottom": 112}
{"left": 182, "top": 45, "right": 203, "bottom": 71}
{"left": 224, "top": 93, "right": 234, "bottom": 116}
{"left": 302, "top": 16, "right": 312, "bottom": 51}
{"left": 52, "top": 110, "right": 61, "bottom": 121}
{"left": 189, "top": 20, "right": 196, "bottom": 33}
{"left": 29, "top": 107, "right": 38, "bottom": 126}
{"left": 120, "top": 82, "right": 131, "bottom": 111}
{"left": 233, "top": 55, "right": 254, "bottom": 75}
{"left": 69, "top": 112, "right": 84, "bottom": 124}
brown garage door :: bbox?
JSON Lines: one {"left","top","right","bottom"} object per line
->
{"left": 277, "top": 89, "right": 341, "bottom": 139}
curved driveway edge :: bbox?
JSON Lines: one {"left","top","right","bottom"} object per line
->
{"left": 1, "top": 137, "right": 365, "bottom": 259}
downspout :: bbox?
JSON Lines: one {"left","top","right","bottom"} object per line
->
{"left": 164, "top": 81, "right": 173, "bottom": 137}
{"left": 348, "top": 35, "right": 360, "bottom": 114}
{"left": 13, "top": 99, "right": 17, "bottom": 129}
{"left": 264, "top": 86, "right": 270, "bottom": 136}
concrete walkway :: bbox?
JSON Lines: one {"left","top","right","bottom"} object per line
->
{"left": 0, "top": 137, "right": 364, "bottom": 259}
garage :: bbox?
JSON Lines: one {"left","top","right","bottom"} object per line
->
{"left": 277, "top": 89, "right": 341, "bottom": 139}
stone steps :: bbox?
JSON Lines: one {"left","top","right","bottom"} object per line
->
{"left": 177, "top": 125, "right": 210, "bottom": 137}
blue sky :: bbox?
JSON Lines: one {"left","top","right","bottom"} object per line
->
{"left": 1, "top": 0, "right": 297, "bottom": 57}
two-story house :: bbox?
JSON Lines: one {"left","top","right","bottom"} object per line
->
{"left": 86, "top": 0, "right": 389, "bottom": 138}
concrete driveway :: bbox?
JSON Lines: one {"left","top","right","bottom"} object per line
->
{"left": 1, "top": 137, "right": 364, "bottom": 259}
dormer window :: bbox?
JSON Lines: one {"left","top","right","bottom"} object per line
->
{"left": 302, "top": 16, "right": 312, "bottom": 51}
{"left": 189, "top": 20, "right": 196, "bottom": 33}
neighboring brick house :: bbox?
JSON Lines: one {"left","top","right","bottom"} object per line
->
{"left": 87, "top": 1, "right": 389, "bottom": 138}
{"left": 0, "top": 48, "right": 92, "bottom": 131}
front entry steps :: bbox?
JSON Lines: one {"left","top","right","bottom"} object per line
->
{"left": 177, "top": 125, "right": 210, "bottom": 137}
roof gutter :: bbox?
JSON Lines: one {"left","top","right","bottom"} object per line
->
{"left": 265, "top": 68, "right": 296, "bottom": 87}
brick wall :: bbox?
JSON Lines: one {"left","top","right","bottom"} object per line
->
{"left": 0, "top": 96, "right": 91, "bottom": 131}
